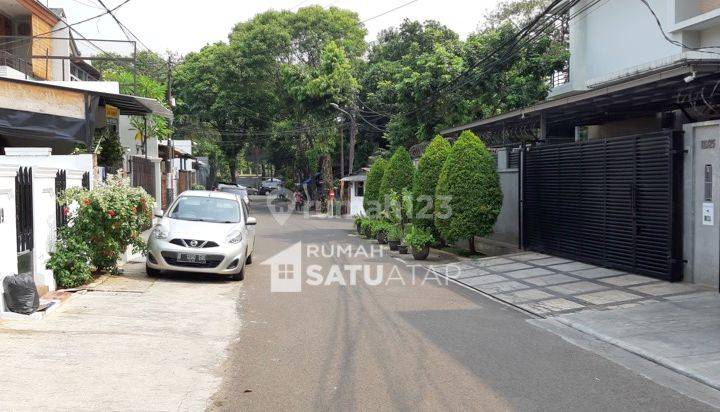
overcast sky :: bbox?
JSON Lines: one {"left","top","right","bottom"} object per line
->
{"left": 45, "top": 0, "right": 502, "bottom": 56}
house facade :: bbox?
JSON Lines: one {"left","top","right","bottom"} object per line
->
{"left": 441, "top": 0, "right": 720, "bottom": 289}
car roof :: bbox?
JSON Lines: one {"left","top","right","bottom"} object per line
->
{"left": 178, "top": 190, "right": 240, "bottom": 201}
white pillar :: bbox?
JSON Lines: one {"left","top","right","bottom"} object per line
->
{"left": 66, "top": 169, "right": 84, "bottom": 189}
{"left": 32, "top": 167, "right": 58, "bottom": 292}
{"left": 0, "top": 166, "right": 19, "bottom": 312}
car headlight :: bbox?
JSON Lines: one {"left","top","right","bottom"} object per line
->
{"left": 153, "top": 226, "right": 168, "bottom": 239}
{"left": 226, "top": 230, "right": 243, "bottom": 244}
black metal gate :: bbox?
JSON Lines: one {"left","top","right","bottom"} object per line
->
{"left": 522, "top": 131, "right": 683, "bottom": 281}
{"left": 55, "top": 169, "right": 67, "bottom": 231}
{"left": 15, "top": 167, "right": 33, "bottom": 275}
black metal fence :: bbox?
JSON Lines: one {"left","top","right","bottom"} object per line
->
{"left": 131, "top": 156, "right": 156, "bottom": 198}
{"left": 55, "top": 170, "right": 67, "bottom": 231}
{"left": 82, "top": 171, "right": 90, "bottom": 190}
{"left": 15, "top": 167, "right": 33, "bottom": 255}
{"left": 522, "top": 131, "right": 683, "bottom": 281}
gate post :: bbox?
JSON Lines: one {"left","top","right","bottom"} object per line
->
{"left": 31, "top": 167, "right": 59, "bottom": 292}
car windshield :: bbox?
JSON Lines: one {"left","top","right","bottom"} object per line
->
{"left": 168, "top": 196, "right": 241, "bottom": 223}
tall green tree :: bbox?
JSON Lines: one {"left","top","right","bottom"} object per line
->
{"left": 435, "top": 131, "right": 502, "bottom": 253}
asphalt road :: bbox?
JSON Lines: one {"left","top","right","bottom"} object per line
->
{"left": 210, "top": 198, "right": 716, "bottom": 411}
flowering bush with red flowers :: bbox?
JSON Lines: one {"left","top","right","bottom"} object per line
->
{"left": 48, "top": 175, "right": 155, "bottom": 286}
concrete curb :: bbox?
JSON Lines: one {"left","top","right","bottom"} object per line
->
{"left": 554, "top": 316, "right": 720, "bottom": 392}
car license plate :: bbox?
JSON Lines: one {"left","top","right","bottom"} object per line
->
{"left": 178, "top": 253, "right": 206, "bottom": 264}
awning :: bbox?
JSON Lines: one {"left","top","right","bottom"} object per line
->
{"left": 0, "top": 76, "right": 173, "bottom": 120}
{"left": 440, "top": 60, "right": 720, "bottom": 137}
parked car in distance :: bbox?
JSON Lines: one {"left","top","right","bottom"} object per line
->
{"left": 217, "top": 182, "right": 250, "bottom": 205}
{"left": 258, "top": 178, "right": 282, "bottom": 195}
{"left": 146, "top": 191, "right": 256, "bottom": 281}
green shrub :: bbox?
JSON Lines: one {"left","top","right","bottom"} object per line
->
{"left": 435, "top": 130, "right": 502, "bottom": 253}
{"left": 404, "top": 225, "right": 435, "bottom": 250}
{"left": 50, "top": 176, "right": 155, "bottom": 278}
{"left": 360, "top": 219, "right": 374, "bottom": 237}
{"left": 47, "top": 228, "right": 93, "bottom": 288}
{"left": 379, "top": 147, "right": 414, "bottom": 210}
{"left": 387, "top": 224, "right": 402, "bottom": 242}
{"left": 413, "top": 135, "right": 451, "bottom": 230}
{"left": 363, "top": 158, "right": 387, "bottom": 217}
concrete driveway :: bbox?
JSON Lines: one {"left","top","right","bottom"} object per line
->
{"left": 0, "top": 263, "right": 241, "bottom": 411}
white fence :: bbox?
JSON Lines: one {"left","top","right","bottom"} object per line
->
{"left": 0, "top": 151, "right": 93, "bottom": 313}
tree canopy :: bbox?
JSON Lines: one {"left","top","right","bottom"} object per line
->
{"left": 172, "top": 0, "right": 567, "bottom": 184}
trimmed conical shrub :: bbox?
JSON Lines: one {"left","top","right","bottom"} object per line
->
{"left": 413, "top": 135, "right": 451, "bottom": 230}
{"left": 363, "top": 158, "right": 387, "bottom": 217}
{"left": 435, "top": 130, "right": 502, "bottom": 253}
{"left": 379, "top": 147, "right": 414, "bottom": 209}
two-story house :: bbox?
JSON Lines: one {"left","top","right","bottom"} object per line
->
{"left": 441, "top": 0, "right": 720, "bottom": 290}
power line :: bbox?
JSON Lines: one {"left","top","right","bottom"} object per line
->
{"left": 361, "top": 0, "right": 422, "bottom": 23}
{"left": 94, "top": 0, "right": 153, "bottom": 51}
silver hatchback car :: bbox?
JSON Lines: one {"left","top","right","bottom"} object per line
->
{"left": 146, "top": 191, "right": 256, "bottom": 280}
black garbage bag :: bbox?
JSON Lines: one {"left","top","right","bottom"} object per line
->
{"left": 3, "top": 274, "right": 39, "bottom": 315}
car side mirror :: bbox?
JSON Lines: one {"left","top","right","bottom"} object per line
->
{"left": 247, "top": 216, "right": 257, "bottom": 226}
{"left": 154, "top": 210, "right": 164, "bottom": 218}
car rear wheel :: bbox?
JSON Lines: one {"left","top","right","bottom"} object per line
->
{"left": 146, "top": 264, "right": 160, "bottom": 278}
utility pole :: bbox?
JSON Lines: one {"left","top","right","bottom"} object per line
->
{"left": 166, "top": 55, "right": 175, "bottom": 206}
{"left": 347, "top": 103, "right": 358, "bottom": 176}
{"left": 339, "top": 124, "right": 345, "bottom": 177}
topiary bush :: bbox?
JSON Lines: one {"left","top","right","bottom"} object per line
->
{"left": 364, "top": 158, "right": 387, "bottom": 217}
{"left": 413, "top": 135, "right": 451, "bottom": 231}
{"left": 379, "top": 147, "right": 414, "bottom": 211}
{"left": 435, "top": 130, "right": 502, "bottom": 253}
{"left": 48, "top": 176, "right": 155, "bottom": 284}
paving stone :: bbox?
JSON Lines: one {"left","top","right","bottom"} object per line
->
{"left": 504, "top": 267, "right": 556, "bottom": 279}
{"left": 454, "top": 268, "right": 490, "bottom": 280}
{"left": 575, "top": 290, "right": 643, "bottom": 305}
{"left": 469, "top": 257, "right": 514, "bottom": 268}
{"left": 517, "top": 298, "right": 585, "bottom": 315}
{"left": 462, "top": 274, "right": 509, "bottom": 287}
{"left": 485, "top": 262, "right": 533, "bottom": 273}
{"left": 530, "top": 257, "right": 572, "bottom": 266}
{"left": 495, "top": 289, "right": 555, "bottom": 303}
{"left": 630, "top": 283, "right": 704, "bottom": 297}
{"left": 524, "top": 274, "right": 577, "bottom": 286}
{"left": 550, "top": 262, "right": 596, "bottom": 272}
{"left": 508, "top": 253, "right": 552, "bottom": 262}
{"left": 571, "top": 267, "right": 625, "bottom": 279}
{"left": 599, "top": 274, "right": 658, "bottom": 287}
{"left": 547, "top": 281, "right": 608, "bottom": 295}
{"left": 476, "top": 281, "right": 529, "bottom": 294}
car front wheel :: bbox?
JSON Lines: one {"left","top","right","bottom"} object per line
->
{"left": 146, "top": 264, "right": 160, "bottom": 278}
{"left": 231, "top": 266, "right": 245, "bottom": 281}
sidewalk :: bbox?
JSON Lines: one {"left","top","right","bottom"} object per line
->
{"left": 0, "top": 261, "right": 241, "bottom": 411}
{"left": 425, "top": 252, "right": 720, "bottom": 391}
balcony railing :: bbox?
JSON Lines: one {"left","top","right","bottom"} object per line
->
{"left": 70, "top": 62, "right": 100, "bottom": 81}
{"left": 550, "top": 68, "right": 570, "bottom": 88}
{"left": 0, "top": 50, "right": 32, "bottom": 78}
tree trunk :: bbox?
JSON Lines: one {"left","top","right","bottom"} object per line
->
{"left": 230, "top": 160, "right": 237, "bottom": 184}
{"left": 469, "top": 236, "right": 476, "bottom": 254}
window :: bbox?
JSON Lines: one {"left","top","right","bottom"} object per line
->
{"left": 168, "top": 196, "right": 241, "bottom": 223}
{"left": 355, "top": 181, "right": 364, "bottom": 197}
{"left": 278, "top": 264, "right": 295, "bottom": 280}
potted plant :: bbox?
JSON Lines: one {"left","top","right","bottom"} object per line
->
{"left": 376, "top": 221, "right": 389, "bottom": 244}
{"left": 404, "top": 225, "right": 435, "bottom": 260}
{"left": 397, "top": 243, "right": 409, "bottom": 254}
{"left": 361, "top": 219, "right": 374, "bottom": 238}
{"left": 354, "top": 216, "right": 365, "bottom": 234}
{"left": 387, "top": 225, "right": 401, "bottom": 251}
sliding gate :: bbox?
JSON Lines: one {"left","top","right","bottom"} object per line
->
{"left": 522, "top": 131, "right": 683, "bottom": 281}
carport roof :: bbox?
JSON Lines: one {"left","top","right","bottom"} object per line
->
{"left": 440, "top": 60, "right": 720, "bottom": 136}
